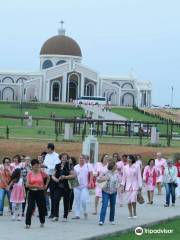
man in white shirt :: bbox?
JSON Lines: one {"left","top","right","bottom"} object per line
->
{"left": 43, "top": 143, "right": 60, "bottom": 218}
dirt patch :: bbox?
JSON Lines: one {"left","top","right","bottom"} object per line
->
{"left": 0, "top": 139, "right": 179, "bottom": 162}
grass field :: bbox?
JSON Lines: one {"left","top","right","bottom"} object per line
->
{"left": 112, "top": 107, "right": 180, "bottom": 136}
{"left": 0, "top": 102, "right": 84, "bottom": 118}
{"left": 112, "top": 108, "right": 161, "bottom": 122}
{"left": 103, "top": 218, "right": 180, "bottom": 240}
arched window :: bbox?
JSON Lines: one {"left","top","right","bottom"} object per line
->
{"left": 56, "top": 60, "right": 66, "bottom": 65}
{"left": 42, "top": 60, "right": 53, "bottom": 69}
{"left": 122, "top": 93, "right": 134, "bottom": 106}
{"left": 2, "top": 77, "right": 14, "bottom": 83}
{"left": 2, "top": 87, "right": 15, "bottom": 101}
{"left": 86, "top": 83, "right": 94, "bottom": 96}
{"left": 16, "top": 77, "right": 27, "bottom": 83}
{"left": 122, "top": 83, "right": 133, "bottom": 89}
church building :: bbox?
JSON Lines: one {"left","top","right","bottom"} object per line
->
{"left": 0, "top": 23, "right": 152, "bottom": 107}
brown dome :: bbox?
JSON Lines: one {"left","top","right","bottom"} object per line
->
{"left": 40, "top": 35, "right": 82, "bottom": 57}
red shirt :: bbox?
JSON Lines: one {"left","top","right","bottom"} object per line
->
{"left": 175, "top": 163, "right": 180, "bottom": 177}
{"left": 27, "top": 171, "right": 47, "bottom": 188}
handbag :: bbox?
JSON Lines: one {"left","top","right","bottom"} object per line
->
{"left": 96, "top": 180, "right": 107, "bottom": 189}
{"left": 87, "top": 164, "right": 96, "bottom": 189}
{"left": 68, "top": 177, "right": 79, "bottom": 189}
{"left": 137, "top": 190, "right": 145, "bottom": 204}
{"left": 173, "top": 182, "right": 178, "bottom": 188}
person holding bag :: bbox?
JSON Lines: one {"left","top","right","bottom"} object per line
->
{"left": 163, "top": 159, "right": 178, "bottom": 207}
{"left": 51, "top": 153, "right": 75, "bottom": 222}
{"left": 98, "top": 160, "right": 119, "bottom": 225}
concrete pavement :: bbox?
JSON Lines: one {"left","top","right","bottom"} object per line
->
{"left": 0, "top": 188, "right": 180, "bottom": 240}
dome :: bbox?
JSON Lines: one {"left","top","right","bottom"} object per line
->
{"left": 40, "top": 35, "right": 82, "bottom": 57}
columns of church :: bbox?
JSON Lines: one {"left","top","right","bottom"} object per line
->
{"left": 62, "top": 73, "right": 67, "bottom": 102}
{"left": 81, "top": 73, "right": 84, "bottom": 97}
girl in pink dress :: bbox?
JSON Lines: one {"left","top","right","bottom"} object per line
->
{"left": 121, "top": 155, "right": 142, "bottom": 218}
{"left": 92, "top": 154, "right": 109, "bottom": 215}
{"left": 155, "top": 153, "right": 167, "bottom": 195}
{"left": 116, "top": 154, "right": 128, "bottom": 207}
{"left": 9, "top": 168, "right": 25, "bottom": 221}
{"left": 143, "top": 159, "right": 159, "bottom": 204}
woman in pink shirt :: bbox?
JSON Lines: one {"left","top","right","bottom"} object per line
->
{"left": 155, "top": 153, "right": 167, "bottom": 195}
{"left": 121, "top": 155, "right": 142, "bottom": 218}
{"left": 116, "top": 154, "right": 128, "bottom": 207}
{"left": 143, "top": 159, "right": 159, "bottom": 204}
{"left": 93, "top": 154, "right": 109, "bottom": 215}
{"left": 25, "top": 159, "right": 50, "bottom": 229}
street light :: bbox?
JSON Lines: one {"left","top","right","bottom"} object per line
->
{"left": 171, "top": 86, "right": 174, "bottom": 108}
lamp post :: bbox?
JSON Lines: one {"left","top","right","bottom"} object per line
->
{"left": 171, "top": 86, "right": 174, "bottom": 108}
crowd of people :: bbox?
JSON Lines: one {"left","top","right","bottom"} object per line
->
{"left": 0, "top": 143, "right": 180, "bottom": 229}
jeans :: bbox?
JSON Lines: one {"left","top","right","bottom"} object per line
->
{"left": 165, "top": 183, "right": 175, "bottom": 205}
{"left": 0, "top": 188, "right": 11, "bottom": 215}
{"left": 54, "top": 188, "right": 70, "bottom": 218}
{"left": 99, "top": 191, "right": 117, "bottom": 223}
{"left": 25, "top": 190, "right": 46, "bottom": 226}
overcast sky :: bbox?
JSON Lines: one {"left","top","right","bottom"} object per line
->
{"left": 0, "top": 0, "right": 179, "bottom": 106}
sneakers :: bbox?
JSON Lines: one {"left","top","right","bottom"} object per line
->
{"left": 62, "top": 218, "right": 68, "bottom": 222}
{"left": 133, "top": 215, "right": 138, "bottom": 219}
{"left": 84, "top": 213, "right": 88, "bottom": 220}
{"left": 25, "top": 225, "right": 30, "bottom": 229}
{"left": 72, "top": 216, "right": 80, "bottom": 219}
{"left": 17, "top": 216, "right": 22, "bottom": 221}
{"left": 164, "top": 204, "right": 169, "bottom": 207}
{"left": 52, "top": 217, "right": 58, "bottom": 222}
{"left": 40, "top": 223, "right": 44, "bottom": 228}
{"left": 12, "top": 215, "right": 16, "bottom": 221}
{"left": 110, "top": 221, "right": 116, "bottom": 225}
{"left": 99, "top": 221, "right": 103, "bottom": 226}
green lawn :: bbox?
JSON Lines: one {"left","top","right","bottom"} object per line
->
{"left": 103, "top": 218, "right": 180, "bottom": 240}
{"left": 0, "top": 102, "right": 84, "bottom": 118}
{"left": 112, "top": 107, "right": 180, "bottom": 136}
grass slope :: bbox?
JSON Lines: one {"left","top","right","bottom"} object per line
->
{"left": 104, "top": 218, "right": 180, "bottom": 240}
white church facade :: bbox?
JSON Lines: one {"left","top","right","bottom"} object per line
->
{"left": 0, "top": 25, "right": 152, "bottom": 107}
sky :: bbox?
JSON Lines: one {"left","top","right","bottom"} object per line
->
{"left": 0, "top": 0, "right": 180, "bottom": 106}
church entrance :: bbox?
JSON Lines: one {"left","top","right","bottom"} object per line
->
{"left": 69, "top": 80, "right": 77, "bottom": 102}
{"left": 68, "top": 73, "right": 79, "bottom": 102}
{"left": 52, "top": 82, "right": 60, "bottom": 101}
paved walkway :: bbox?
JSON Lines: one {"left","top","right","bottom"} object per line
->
{"left": 82, "top": 105, "right": 127, "bottom": 121}
{"left": 0, "top": 189, "right": 180, "bottom": 240}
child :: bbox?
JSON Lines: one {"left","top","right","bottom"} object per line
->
{"left": 8, "top": 168, "right": 25, "bottom": 221}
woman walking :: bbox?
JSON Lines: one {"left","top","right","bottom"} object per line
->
{"left": 73, "top": 154, "right": 93, "bottom": 220}
{"left": 93, "top": 154, "right": 109, "bottom": 215}
{"left": 52, "top": 153, "right": 74, "bottom": 222}
{"left": 0, "top": 157, "right": 12, "bottom": 216}
{"left": 98, "top": 160, "right": 119, "bottom": 225}
{"left": 163, "top": 160, "right": 178, "bottom": 207}
{"left": 116, "top": 155, "right": 128, "bottom": 207}
{"left": 25, "top": 159, "right": 49, "bottom": 229}
{"left": 143, "top": 159, "right": 159, "bottom": 204}
{"left": 121, "top": 155, "right": 142, "bottom": 218}
{"left": 155, "top": 153, "right": 167, "bottom": 195}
